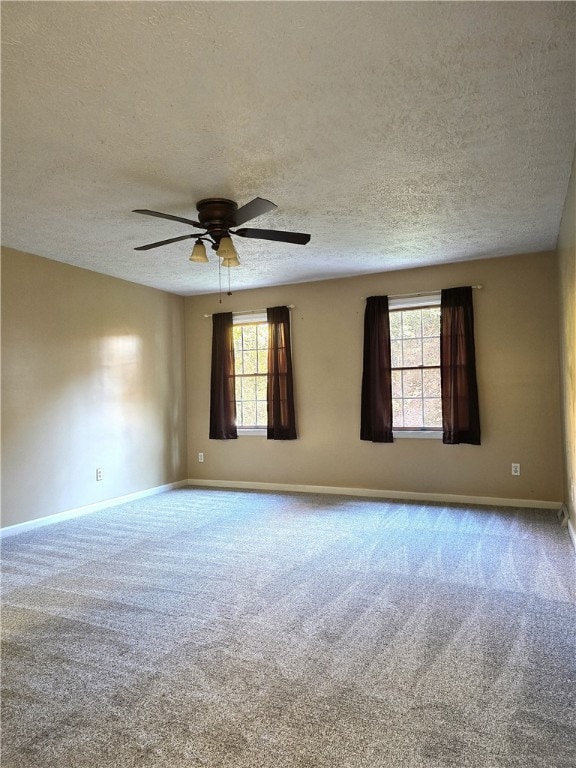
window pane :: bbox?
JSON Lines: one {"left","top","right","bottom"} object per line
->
{"left": 390, "top": 304, "right": 440, "bottom": 432}
{"left": 423, "top": 368, "right": 441, "bottom": 397}
{"left": 242, "top": 400, "right": 256, "bottom": 426}
{"left": 257, "top": 350, "right": 267, "bottom": 373}
{"left": 393, "top": 398, "right": 404, "bottom": 427}
{"left": 242, "top": 376, "right": 256, "bottom": 401}
{"left": 402, "top": 338, "right": 422, "bottom": 367}
{"left": 242, "top": 350, "right": 257, "bottom": 374}
{"left": 256, "top": 401, "right": 267, "bottom": 426}
{"left": 256, "top": 375, "right": 267, "bottom": 399}
{"left": 402, "top": 369, "right": 422, "bottom": 398}
{"left": 391, "top": 370, "right": 402, "bottom": 398}
{"left": 421, "top": 307, "right": 440, "bottom": 337}
{"left": 401, "top": 310, "right": 421, "bottom": 339}
{"left": 257, "top": 324, "right": 269, "bottom": 347}
{"left": 424, "top": 398, "right": 442, "bottom": 428}
{"left": 233, "top": 326, "right": 243, "bottom": 352}
{"left": 391, "top": 339, "right": 402, "bottom": 368}
{"left": 423, "top": 338, "right": 439, "bottom": 366}
{"left": 389, "top": 312, "right": 402, "bottom": 340}
{"left": 235, "top": 322, "right": 270, "bottom": 428}
{"left": 242, "top": 325, "right": 257, "bottom": 349}
{"left": 403, "top": 398, "right": 423, "bottom": 428}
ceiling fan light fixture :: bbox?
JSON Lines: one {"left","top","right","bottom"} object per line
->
{"left": 217, "top": 236, "right": 240, "bottom": 266}
{"left": 217, "top": 236, "right": 238, "bottom": 260}
{"left": 189, "top": 239, "right": 208, "bottom": 263}
{"left": 221, "top": 254, "right": 241, "bottom": 268}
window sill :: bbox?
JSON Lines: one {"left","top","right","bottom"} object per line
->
{"left": 237, "top": 428, "right": 267, "bottom": 437}
{"left": 393, "top": 431, "right": 442, "bottom": 440}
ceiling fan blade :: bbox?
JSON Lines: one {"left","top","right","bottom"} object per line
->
{"left": 234, "top": 228, "right": 311, "bottom": 245}
{"left": 134, "top": 234, "right": 196, "bottom": 251}
{"left": 133, "top": 209, "right": 202, "bottom": 228}
{"left": 233, "top": 197, "right": 278, "bottom": 226}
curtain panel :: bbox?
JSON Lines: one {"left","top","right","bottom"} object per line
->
{"left": 360, "top": 296, "right": 393, "bottom": 442}
{"left": 209, "top": 312, "right": 238, "bottom": 440}
{"left": 440, "top": 286, "right": 481, "bottom": 445}
{"left": 267, "top": 305, "right": 297, "bottom": 440}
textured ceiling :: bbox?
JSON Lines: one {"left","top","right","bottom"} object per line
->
{"left": 2, "top": 2, "right": 575, "bottom": 296}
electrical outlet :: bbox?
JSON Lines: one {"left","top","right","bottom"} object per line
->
{"left": 198, "top": 452, "right": 204, "bottom": 463}
{"left": 96, "top": 468, "right": 103, "bottom": 481}
{"left": 511, "top": 463, "right": 520, "bottom": 476}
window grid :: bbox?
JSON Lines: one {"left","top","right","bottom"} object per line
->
{"left": 390, "top": 305, "right": 442, "bottom": 431}
{"left": 233, "top": 321, "right": 268, "bottom": 428}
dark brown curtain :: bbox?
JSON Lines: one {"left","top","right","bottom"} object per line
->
{"left": 267, "top": 306, "right": 297, "bottom": 440}
{"left": 440, "top": 287, "right": 481, "bottom": 445}
{"left": 360, "top": 296, "right": 393, "bottom": 442}
{"left": 209, "top": 312, "right": 237, "bottom": 440}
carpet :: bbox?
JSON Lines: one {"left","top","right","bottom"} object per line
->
{"left": 1, "top": 488, "right": 575, "bottom": 767}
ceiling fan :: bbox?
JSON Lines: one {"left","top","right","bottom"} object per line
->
{"left": 133, "top": 197, "right": 311, "bottom": 265}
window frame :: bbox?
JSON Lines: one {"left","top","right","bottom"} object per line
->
{"left": 388, "top": 293, "right": 442, "bottom": 440}
{"left": 232, "top": 312, "right": 268, "bottom": 436}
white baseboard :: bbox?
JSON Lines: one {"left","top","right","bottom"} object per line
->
{"left": 2, "top": 478, "right": 566, "bottom": 541}
{"left": 0, "top": 480, "right": 189, "bottom": 539}
{"left": 568, "top": 517, "right": 576, "bottom": 555}
{"left": 186, "top": 479, "right": 562, "bottom": 511}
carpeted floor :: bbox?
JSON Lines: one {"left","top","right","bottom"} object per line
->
{"left": 1, "top": 488, "right": 575, "bottom": 767}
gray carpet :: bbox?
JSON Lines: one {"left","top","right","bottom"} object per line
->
{"left": 1, "top": 488, "right": 575, "bottom": 767}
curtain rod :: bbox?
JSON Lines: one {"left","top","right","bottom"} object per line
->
{"left": 362, "top": 285, "right": 483, "bottom": 301}
{"left": 203, "top": 305, "right": 295, "bottom": 318}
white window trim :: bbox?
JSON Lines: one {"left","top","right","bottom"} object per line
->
{"left": 390, "top": 292, "right": 442, "bottom": 439}
{"left": 388, "top": 292, "right": 440, "bottom": 311}
{"left": 238, "top": 427, "right": 267, "bottom": 436}
{"left": 394, "top": 430, "right": 442, "bottom": 439}
{"left": 233, "top": 311, "right": 267, "bottom": 325}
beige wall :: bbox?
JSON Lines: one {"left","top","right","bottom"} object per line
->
{"left": 557, "top": 150, "right": 576, "bottom": 526}
{"left": 1, "top": 248, "right": 188, "bottom": 528}
{"left": 1, "top": 245, "right": 565, "bottom": 529}
{"left": 185, "top": 251, "right": 563, "bottom": 503}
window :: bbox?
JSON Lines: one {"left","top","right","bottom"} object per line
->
{"left": 210, "top": 306, "right": 296, "bottom": 440}
{"left": 233, "top": 313, "right": 268, "bottom": 430}
{"left": 360, "top": 289, "right": 480, "bottom": 444}
{"left": 389, "top": 294, "right": 442, "bottom": 433}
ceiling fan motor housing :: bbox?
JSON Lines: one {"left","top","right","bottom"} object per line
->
{"left": 196, "top": 198, "right": 238, "bottom": 245}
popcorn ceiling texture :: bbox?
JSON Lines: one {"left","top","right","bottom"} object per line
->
{"left": 2, "top": 2, "right": 575, "bottom": 295}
